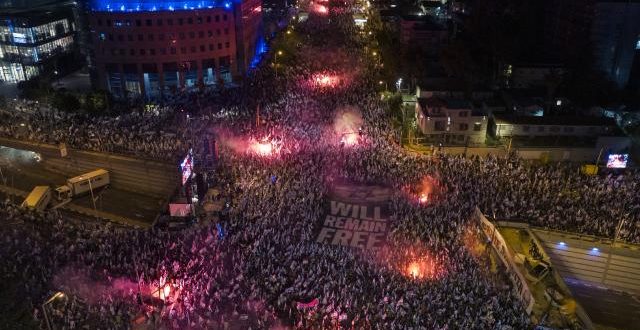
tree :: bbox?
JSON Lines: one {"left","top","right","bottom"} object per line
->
{"left": 84, "top": 91, "right": 110, "bottom": 115}
{"left": 52, "top": 92, "right": 80, "bottom": 113}
{"left": 17, "top": 77, "right": 51, "bottom": 100}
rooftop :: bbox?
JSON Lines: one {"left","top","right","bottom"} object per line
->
{"left": 89, "top": 0, "right": 237, "bottom": 12}
{"left": 418, "top": 97, "right": 472, "bottom": 110}
{"left": 494, "top": 115, "right": 618, "bottom": 127}
{"left": 0, "top": 3, "right": 74, "bottom": 26}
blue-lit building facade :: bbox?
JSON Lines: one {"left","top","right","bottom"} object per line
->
{"left": 0, "top": 8, "right": 76, "bottom": 83}
{"left": 89, "top": 0, "right": 263, "bottom": 99}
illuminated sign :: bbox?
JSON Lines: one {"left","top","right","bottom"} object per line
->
{"left": 606, "top": 154, "right": 628, "bottom": 169}
{"left": 90, "top": 0, "right": 238, "bottom": 12}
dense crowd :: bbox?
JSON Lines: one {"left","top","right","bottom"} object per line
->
{"left": 0, "top": 1, "right": 638, "bottom": 330}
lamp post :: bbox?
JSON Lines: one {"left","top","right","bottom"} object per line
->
{"left": 42, "top": 291, "right": 65, "bottom": 330}
{"left": 378, "top": 80, "right": 387, "bottom": 92}
{"left": 275, "top": 50, "right": 283, "bottom": 78}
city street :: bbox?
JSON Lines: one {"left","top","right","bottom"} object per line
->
{"left": 0, "top": 146, "right": 162, "bottom": 223}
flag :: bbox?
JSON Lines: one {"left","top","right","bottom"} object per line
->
{"left": 296, "top": 298, "right": 319, "bottom": 309}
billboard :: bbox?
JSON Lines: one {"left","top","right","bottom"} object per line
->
{"left": 180, "top": 150, "right": 193, "bottom": 185}
{"left": 606, "top": 154, "right": 628, "bottom": 169}
{"left": 169, "top": 203, "right": 192, "bottom": 217}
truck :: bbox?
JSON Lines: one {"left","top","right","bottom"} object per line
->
{"left": 21, "top": 186, "right": 52, "bottom": 212}
{"left": 55, "top": 169, "right": 110, "bottom": 200}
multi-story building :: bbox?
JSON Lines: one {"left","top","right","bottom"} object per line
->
{"left": 399, "top": 15, "right": 448, "bottom": 54}
{"left": 0, "top": 6, "right": 76, "bottom": 83}
{"left": 492, "top": 115, "right": 619, "bottom": 139}
{"left": 415, "top": 96, "right": 488, "bottom": 145}
{"left": 88, "top": 0, "right": 263, "bottom": 99}
{"left": 590, "top": 1, "right": 640, "bottom": 89}
{"left": 543, "top": 0, "right": 640, "bottom": 89}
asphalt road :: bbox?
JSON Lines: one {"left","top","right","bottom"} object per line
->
{"left": 566, "top": 279, "right": 640, "bottom": 329}
{"left": 0, "top": 146, "right": 162, "bottom": 223}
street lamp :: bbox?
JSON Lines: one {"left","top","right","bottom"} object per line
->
{"left": 42, "top": 291, "right": 65, "bottom": 330}
{"left": 396, "top": 78, "right": 403, "bottom": 92}
{"left": 275, "top": 50, "right": 283, "bottom": 78}
{"left": 379, "top": 80, "right": 387, "bottom": 91}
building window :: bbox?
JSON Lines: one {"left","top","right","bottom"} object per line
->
{"left": 217, "top": 29, "right": 221, "bottom": 36}
{"left": 111, "top": 49, "right": 117, "bottom": 55}
{"left": 223, "top": 14, "right": 227, "bottom": 21}
{"left": 138, "top": 34, "right": 143, "bottom": 41}
{"left": 473, "top": 122, "right": 482, "bottom": 131}
{"left": 178, "top": 18, "right": 184, "bottom": 25}
{"left": 179, "top": 32, "right": 185, "bottom": 39}
{"left": 190, "top": 46, "right": 196, "bottom": 53}
{"left": 215, "top": 15, "right": 220, "bottom": 22}
{"left": 99, "top": 33, "right": 106, "bottom": 41}
{"left": 199, "top": 31, "right": 204, "bottom": 38}
{"left": 208, "top": 31, "right": 213, "bottom": 37}
{"left": 159, "top": 34, "right": 164, "bottom": 41}
{"left": 119, "top": 49, "right": 125, "bottom": 55}
{"left": 225, "top": 42, "right": 229, "bottom": 48}
{"left": 160, "top": 48, "right": 166, "bottom": 55}
{"left": 209, "top": 44, "right": 214, "bottom": 51}
{"left": 140, "top": 49, "right": 146, "bottom": 55}
{"left": 181, "top": 47, "right": 186, "bottom": 54}
{"left": 218, "top": 43, "right": 222, "bottom": 50}
{"left": 157, "top": 19, "right": 163, "bottom": 26}
{"left": 189, "top": 32, "right": 195, "bottom": 39}
{"left": 106, "top": 19, "right": 111, "bottom": 27}
{"left": 170, "top": 47, "right": 176, "bottom": 54}
{"left": 224, "top": 28, "right": 229, "bottom": 35}
{"left": 200, "top": 45, "right": 205, "bottom": 52}
{"left": 150, "top": 49, "right": 156, "bottom": 55}
{"left": 206, "top": 16, "right": 211, "bottom": 23}
{"left": 136, "top": 19, "right": 141, "bottom": 27}
{"left": 197, "top": 17, "right": 203, "bottom": 24}
{"left": 146, "top": 19, "right": 152, "bottom": 26}
{"left": 130, "top": 49, "right": 135, "bottom": 55}
{"left": 459, "top": 111, "right": 468, "bottom": 117}
{"left": 188, "top": 18, "right": 193, "bottom": 24}
{"left": 148, "top": 34, "right": 154, "bottom": 41}
{"left": 108, "top": 34, "right": 114, "bottom": 41}
{"left": 168, "top": 19, "right": 173, "bottom": 26}
{"left": 459, "top": 123, "right": 469, "bottom": 131}
{"left": 435, "top": 121, "right": 446, "bottom": 131}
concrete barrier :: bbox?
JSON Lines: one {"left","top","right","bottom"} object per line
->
{"left": 475, "top": 208, "right": 535, "bottom": 314}
{"left": 0, "top": 137, "right": 179, "bottom": 198}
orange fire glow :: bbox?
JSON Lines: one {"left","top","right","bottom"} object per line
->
{"left": 418, "top": 193, "right": 429, "bottom": 204}
{"left": 340, "top": 133, "right": 358, "bottom": 146}
{"left": 313, "top": 74, "right": 340, "bottom": 87}
{"left": 408, "top": 262, "right": 421, "bottom": 279}
{"left": 314, "top": 4, "right": 328, "bottom": 14}
{"left": 254, "top": 142, "right": 273, "bottom": 155}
